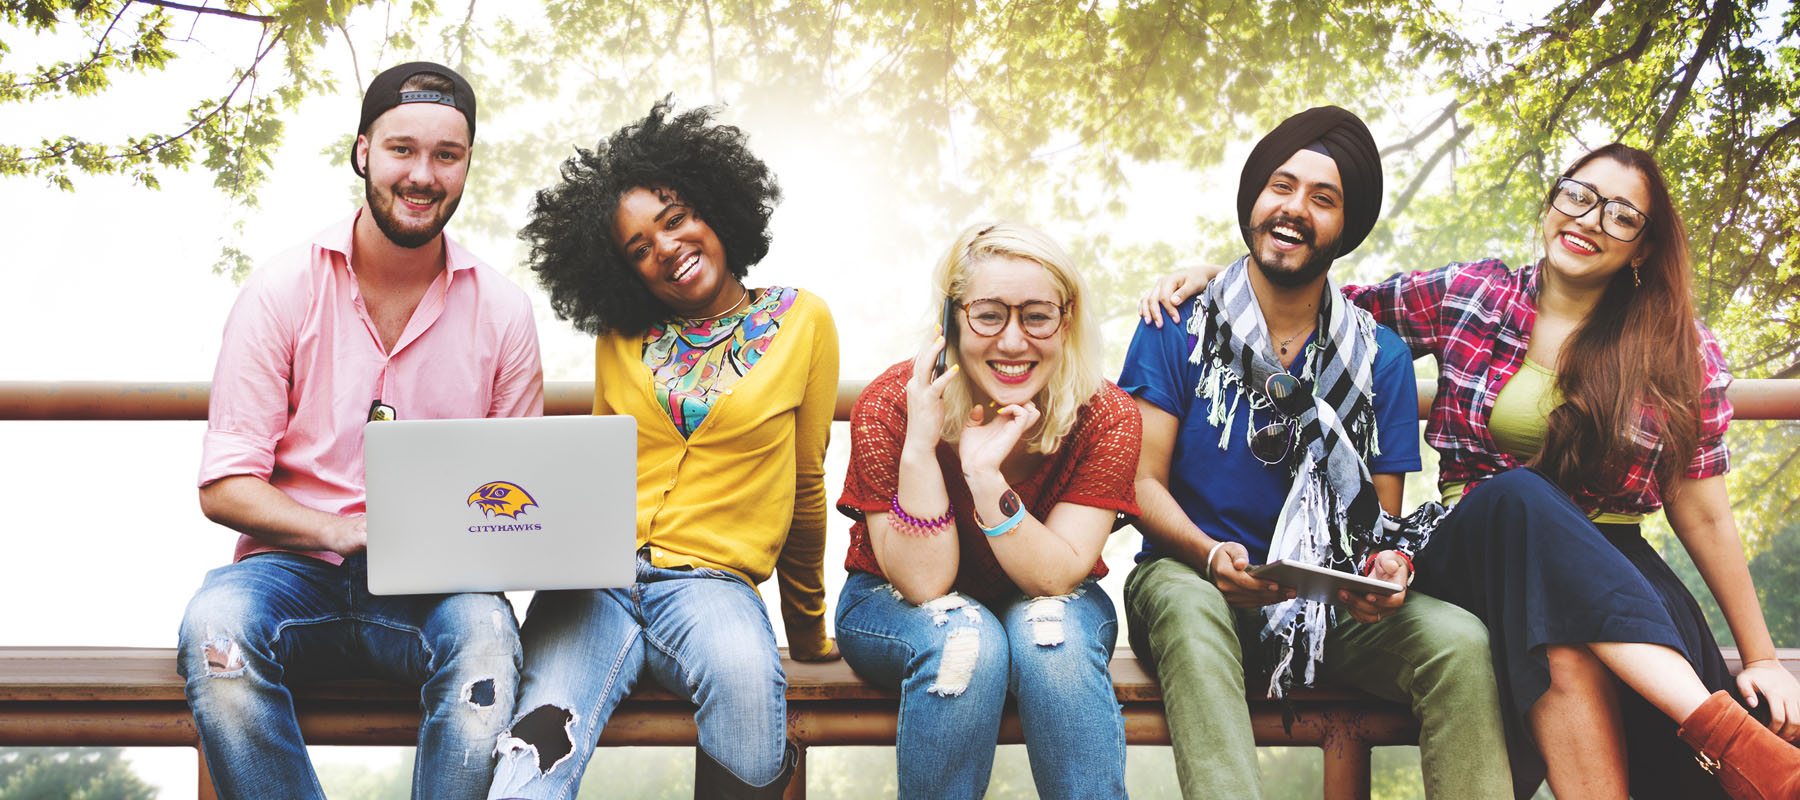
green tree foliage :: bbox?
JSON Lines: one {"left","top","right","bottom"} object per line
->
{"left": 3, "top": 0, "right": 1795, "bottom": 603}
{"left": 0, "top": 0, "right": 433, "bottom": 277}
{"left": 0, "top": 748, "right": 156, "bottom": 800}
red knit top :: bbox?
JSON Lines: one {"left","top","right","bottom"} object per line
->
{"left": 837, "top": 361, "right": 1142, "bottom": 603}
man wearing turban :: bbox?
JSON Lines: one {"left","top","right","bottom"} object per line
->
{"left": 1116, "top": 106, "right": 1513, "bottom": 797}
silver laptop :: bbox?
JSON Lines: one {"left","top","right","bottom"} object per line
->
{"left": 363, "top": 415, "right": 637, "bottom": 595}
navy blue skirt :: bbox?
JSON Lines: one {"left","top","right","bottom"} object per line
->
{"left": 1412, "top": 467, "right": 1736, "bottom": 800}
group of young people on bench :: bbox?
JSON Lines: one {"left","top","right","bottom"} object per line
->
{"left": 173, "top": 61, "right": 1800, "bottom": 800}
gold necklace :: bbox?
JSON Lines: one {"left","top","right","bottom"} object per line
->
{"left": 683, "top": 287, "right": 750, "bottom": 324}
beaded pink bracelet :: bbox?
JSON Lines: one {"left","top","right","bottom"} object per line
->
{"left": 889, "top": 495, "right": 955, "bottom": 537}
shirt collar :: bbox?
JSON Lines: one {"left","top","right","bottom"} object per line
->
{"left": 1519, "top": 259, "right": 1542, "bottom": 300}
{"left": 314, "top": 207, "right": 483, "bottom": 275}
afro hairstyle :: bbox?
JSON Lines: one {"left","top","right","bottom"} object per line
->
{"left": 522, "top": 98, "right": 781, "bottom": 335}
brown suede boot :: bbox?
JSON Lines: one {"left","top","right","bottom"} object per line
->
{"left": 1677, "top": 690, "right": 1800, "bottom": 800}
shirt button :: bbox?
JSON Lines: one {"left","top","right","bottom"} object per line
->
{"left": 650, "top": 547, "right": 662, "bottom": 557}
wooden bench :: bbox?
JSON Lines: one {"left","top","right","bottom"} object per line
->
{"left": 3, "top": 646, "right": 1796, "bottom": 800}
{"left": 3, "top": 378, "right": 1798, "bottom": 799}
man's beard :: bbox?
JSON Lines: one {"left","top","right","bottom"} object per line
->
{"left": 366, "top": 180, "right": 460, "bottom": 249}
{"left": 1249, "top": 213, "right": 1339, "bottom": 288}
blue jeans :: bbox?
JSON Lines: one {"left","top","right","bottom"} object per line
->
{"left": 834, "top": 570, "right": 1126, "bottom": 800}
{"left": 176, "top": 552, "right": 520, "bottom": 800}
{"left": 488, "top": 555, "right": 788, "bottom": 799}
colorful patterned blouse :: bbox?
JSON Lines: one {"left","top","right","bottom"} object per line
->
{"left": 643, "top": 287, "right": 798, "bottom": 437}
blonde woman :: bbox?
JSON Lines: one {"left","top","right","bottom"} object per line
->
{"left": 833, "top": 222, "right": 1141, "bottom": 799}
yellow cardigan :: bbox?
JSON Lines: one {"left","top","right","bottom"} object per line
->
{"left": 593, "top": 288, "right": 838, "bottom": 658}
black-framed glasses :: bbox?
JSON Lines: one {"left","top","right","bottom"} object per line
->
{"left": 1249, "top": 372, "right": 1308, "bottom": 466}
{"left": 1549, "top": 177, "right": 1649, "bottom": 243}
{"left": 960, "top": 298, "right": 1068, "bottom": 339}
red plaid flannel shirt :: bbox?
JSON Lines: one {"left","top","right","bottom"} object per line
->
{"left": 1341, "top": 260, "right": 1732, "bottom": 517}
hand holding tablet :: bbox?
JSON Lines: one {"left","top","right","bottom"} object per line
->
{"left": 1248, "top": 560, "right": 1403, "bottom": 605}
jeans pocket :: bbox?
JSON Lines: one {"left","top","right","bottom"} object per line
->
{"left": 689, "top": 567, "right": 753, "bottom": 590}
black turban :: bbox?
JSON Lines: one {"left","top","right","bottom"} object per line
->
{"left": 1236, "top": 105, "right": 1383, "bottom": 257}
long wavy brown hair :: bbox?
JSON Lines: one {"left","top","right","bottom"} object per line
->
{"left": 1533, "top": 143, "right": 1704, "bottom": 501}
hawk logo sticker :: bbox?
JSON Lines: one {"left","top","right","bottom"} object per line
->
{"left": 467, "top": 481, "right": 538, "bottom": 519}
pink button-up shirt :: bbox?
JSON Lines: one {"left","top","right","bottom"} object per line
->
{"left": 200, "top": 209, "right": 544, "bottom": 565}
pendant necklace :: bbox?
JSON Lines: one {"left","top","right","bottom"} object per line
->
{"left": 1274, "top": 326, "right": 1309, "bottom": 358}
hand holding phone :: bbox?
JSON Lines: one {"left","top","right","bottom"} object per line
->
{"left": 934, "top": 296, "right": 958, "bottom": 378}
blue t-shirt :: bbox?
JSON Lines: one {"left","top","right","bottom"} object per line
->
{"left": 1118, "top": 301, "right": 1421, "bottom": 563}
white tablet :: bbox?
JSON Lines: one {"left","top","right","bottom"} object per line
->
{"left": 1249, "top": 560, "right": 1402, "bottom": 604}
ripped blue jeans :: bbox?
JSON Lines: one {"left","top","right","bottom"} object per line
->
{"left": 834, "top": 570, "right": 1126, "bottom": 800}
{"left": 487, "top": 554, "right": 787, "bottom": 799}
{"left": 176, "top": 552, "right": 520, "bottom": 800}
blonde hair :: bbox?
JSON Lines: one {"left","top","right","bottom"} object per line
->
{"left": 933, "top": 221, "right": 1104, "bottom": 453}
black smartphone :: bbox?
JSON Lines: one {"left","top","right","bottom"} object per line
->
{"left": 934, "top": 296, "right": 957, "bottom": 378}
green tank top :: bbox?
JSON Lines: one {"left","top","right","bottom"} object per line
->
{"left": 1441, "top": 358, "right": 1644, "bottom": 524}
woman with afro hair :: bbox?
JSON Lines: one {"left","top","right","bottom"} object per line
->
{"left": 487, "top": 99, "right": 839, "bottom": 800}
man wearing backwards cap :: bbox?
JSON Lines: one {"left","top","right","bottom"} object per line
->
{"left": 176, "top": 62, "right": 542, "bottom": 799}
{"left": 1116, "top": 106, "right": 1512, "bottom": 797}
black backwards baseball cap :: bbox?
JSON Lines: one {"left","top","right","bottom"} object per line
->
{"left": 350, "top": 61, "right": 477, "bottom": 178}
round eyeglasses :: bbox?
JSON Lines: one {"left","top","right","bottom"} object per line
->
{"left": 1249, "top": 372, "right": 1309, "bottom": 466}
{"left": 960, "top": 298, "right": 1068, "bottom": 339}
{"left": 1550, "top": 177, "right": 1649, "bottom": 243}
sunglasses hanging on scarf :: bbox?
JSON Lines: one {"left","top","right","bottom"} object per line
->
{"left": 1250, "top": 372, "right": 1308, "bottom": 466}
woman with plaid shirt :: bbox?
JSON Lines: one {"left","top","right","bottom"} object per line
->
{"left": 1143, "top": 144, "right": 1800, "bottom": 800}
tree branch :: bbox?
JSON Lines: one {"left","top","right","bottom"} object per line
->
{"left": 1749, "top": 438, "right": 1800, "bottom": 496}
{"left": 1541, "top": 18, "right": 1656, "bottom": 132}
{"left": 5, "top": 4, "right": 137, "bottom": 93}
{"left": 131, "top": 0, "right": 278, "bottom": 24}
{"left": 336, "top": 21, "right": 362, "bottom": 95}
{"left": 699, "top": 0, "right": 718, "bottom": 101}
{"left": 1652, "top": 0, "right": 1735, "bottom": 147}
{"left": 1491, "top": 143, "right": 1542, "bottom": 194}
{"left": 1742, "top": 115, "right": 1800, "bottom": 178}
{"left": 818, "top": 0, "right": 843, "bottom": 83}
{"left": 1388, "top": 122, "right": 1473, "bottom": 219}
{"left": 20, "top": 25, "right": 288, "bottom": 166}
{"left": 1517, "top": 0, "right": 1608, "bottom": 41}
{"left": 1701, "top": 114, "right": 1800, "bottom": 270}
{"left": 452, "top": 0, "right": 478, "bottom": 69}
{"left": 1381, "top": 99, "right": 1465, "bottom": 157}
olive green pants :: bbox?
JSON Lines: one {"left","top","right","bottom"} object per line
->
{"left": 1124, "top": 556, "right": 1513, "bottom": 799}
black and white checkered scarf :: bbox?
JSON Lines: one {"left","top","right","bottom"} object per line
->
{"left": 1188, "top": 256, "right": 1383, "bottom": 700}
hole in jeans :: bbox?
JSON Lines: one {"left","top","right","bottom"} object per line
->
{"left": 203, "top": 637, "right": 244, "bottom": 673}
{"left": 465, "top": 677, "right": 497, "bottom": 707}
{"left": 510, "top": 704, "right": 575, "bottom": 772}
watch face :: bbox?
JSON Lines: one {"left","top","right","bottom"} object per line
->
{"left": 368, "top": 400, "right": 397, "bottom": 422}
{"left": 999, "top": 489, "right": 1021, "bottom": 518}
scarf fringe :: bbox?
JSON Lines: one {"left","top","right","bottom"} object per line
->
{"left": 1191, "top": 258, "right": 1386, "bottom": 696}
